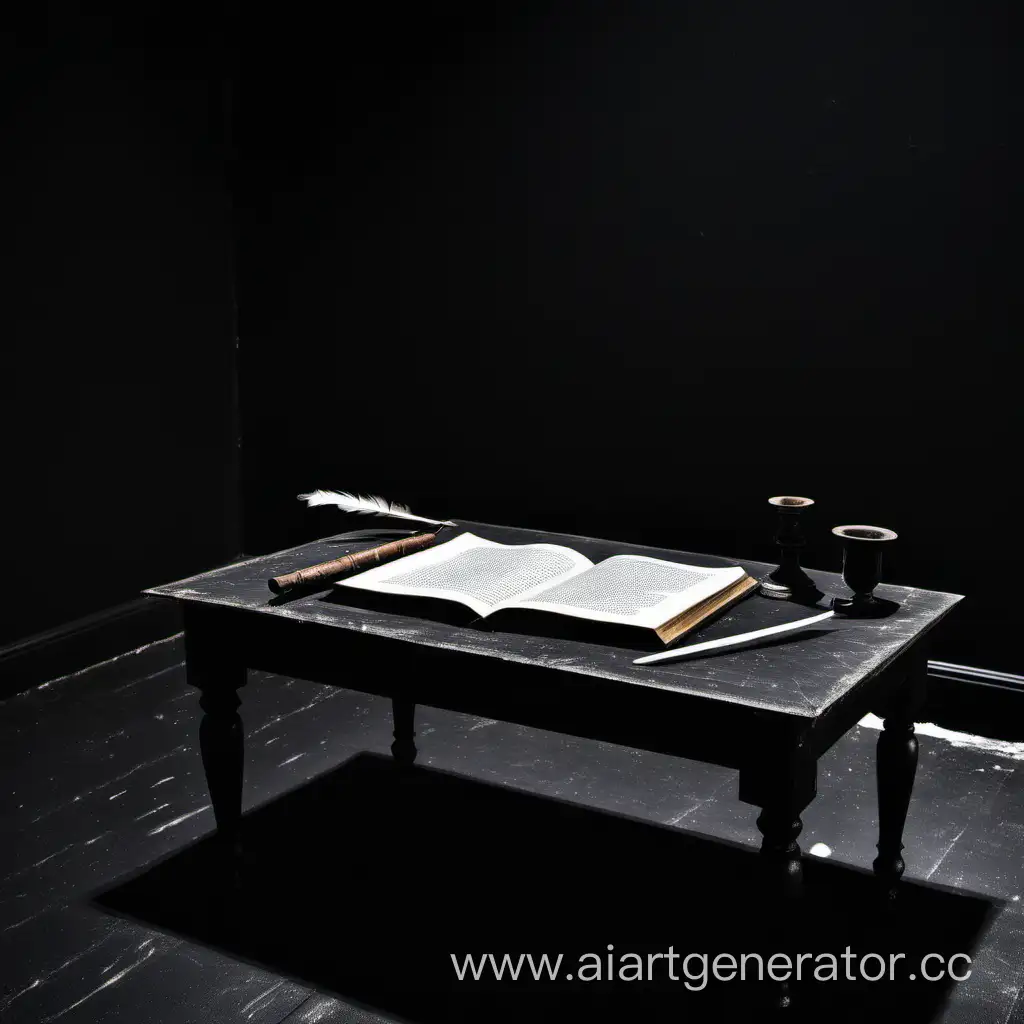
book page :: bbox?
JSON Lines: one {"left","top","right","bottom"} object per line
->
{"left": 512, "top": 554, "right": 748, "bottom": 629}
{"left": 337, "top": 531, "right": 594, "bottom": 618}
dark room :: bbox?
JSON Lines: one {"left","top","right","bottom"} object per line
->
{"left": 1, "top": 2, "right": 1019, "bottom": 1021}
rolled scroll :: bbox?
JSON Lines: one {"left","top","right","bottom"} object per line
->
{"left": 268, "top": 532, "right": 438, "bottom": 595}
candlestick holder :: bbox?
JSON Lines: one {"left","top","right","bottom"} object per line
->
{"left": 759, "top": 496, "right": 824, "bottom": 603}
{"left": 831, "top": 525, "right": 899, "bottom": 618}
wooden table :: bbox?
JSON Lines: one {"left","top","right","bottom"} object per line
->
{"left": 146, "top": 521, "right": 961, "bottom": 908}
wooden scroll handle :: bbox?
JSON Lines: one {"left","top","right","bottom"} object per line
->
{"left": 268, "top": 532, "right": 438, "bottom": 595}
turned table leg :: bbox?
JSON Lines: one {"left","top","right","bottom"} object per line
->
{"left": 740, "top": 744, "right": 816, "bottom": 1010}
{"left": 185, "top": 614, "right": 246, "bottom": 881}
{"left": 391, "top": 697, "right": 417, "bottom": 765}
{"left": 873, "top": 650, "right": 927, "bottom": 897}
{"left": 755, "top": 804, "right": 805, "bottom": 902}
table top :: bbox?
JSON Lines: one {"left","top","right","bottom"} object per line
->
{"left": 146, "top": 521, "right": 961, "bottom": 721}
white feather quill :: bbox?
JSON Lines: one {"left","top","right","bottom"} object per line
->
{"left": 297, "top": 490, "right": 456, "bottom": 528}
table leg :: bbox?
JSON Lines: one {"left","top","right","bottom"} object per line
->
{"left": 740, "top": 748, "right": 816, "bottom": 1010}
{"left": 185, "top": 618, "right": 246, "bottom": 878}
{"left": 873, "top": 652, "right": 927, "bottom": 897}
{"left": 391, "top": 697, "right": 417, "bottom": 765}
{"left": 755, "top": 804, "right": 805, "bottom": 903}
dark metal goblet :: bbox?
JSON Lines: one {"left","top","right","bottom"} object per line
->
{"left": 759, "top": 496, "right": 823, "bottom": 603}
{"left": 831, "top": 525, "right": 898, "bottom": 617}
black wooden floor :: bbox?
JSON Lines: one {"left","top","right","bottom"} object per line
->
{"left": 2, "top": 637, "right": 1024, "bottom": 1023}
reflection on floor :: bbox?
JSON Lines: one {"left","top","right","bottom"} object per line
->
{"left": 2, "top": 636, "right": 1023, "bottom": 1023}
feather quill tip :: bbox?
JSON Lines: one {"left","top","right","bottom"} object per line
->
{"left": 297, "top": 489, "right": 456, "bottom": 529}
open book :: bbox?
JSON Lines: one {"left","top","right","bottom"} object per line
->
{"left": 336, "top": 532, "right": 757, "bottom": 645}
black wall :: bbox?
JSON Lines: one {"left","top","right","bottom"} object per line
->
{"left": 237, "top": 3, "right": 1016, "bottom": 669}
{"left": 3, "top": 4, "right": 239, "bottom": 647}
